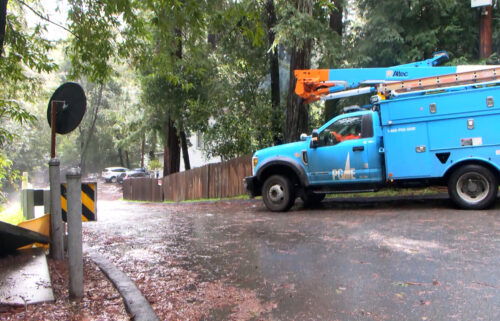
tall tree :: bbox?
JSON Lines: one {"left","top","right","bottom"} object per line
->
{"left": 265, "top": 0, "right": 282, "bottom": 145}
{"left": 324, "top": 0, "right": 344, "bottom": 122}
{"left": 284, "top": 0, "right": 313, "bottom": 143}
{"left": 0, "top": 0, "right": 7, "bottom": 56}
{"left": 79, "top": 83, "right": 103, "bottom": 173}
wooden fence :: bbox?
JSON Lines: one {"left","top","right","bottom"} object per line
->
{"left": 122, "top": 155, "right": 252, "bottom": 202}
{"left": 122, "top": 177, "right": 163, "bottom": 202}
{"left": 163, "top": 155, "right": 252, "bottom": 201}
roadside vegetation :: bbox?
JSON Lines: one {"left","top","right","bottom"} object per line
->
{"left": 0, "top": 203, "right": 23, "bottom": 225}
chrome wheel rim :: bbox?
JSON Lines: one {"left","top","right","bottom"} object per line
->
{"left": 268, "top": 184, "right": 285, "bottom": 203}
{"left": 456, "top": 172, "right": 490, "bottom": 204}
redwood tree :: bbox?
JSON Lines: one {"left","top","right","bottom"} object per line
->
{"left": 265, "top": 0, "right": 282, "bottom": 145}
{"left": 0, "top": 0, "right": 7, "bottom": 56}
{"left": 284, "top": 0, "right": 313, "bottom": 143}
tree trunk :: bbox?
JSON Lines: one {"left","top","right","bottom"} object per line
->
{"left": 118, "top": 148, "right": 124, "bottom": 167}
{"left": 325, "top": 0, "right": 344, "bottom": 122}
{"left": 285, "top": 45, "right": 312, "bottom": 143}
{"left": 265, "top": 0, "right": 282, "bottom": 145}
{"left": 163, "top": 119, "right": 180, "bottom": 176}
{"left": 208, "top": 34, "right": 217, "bottom": 50}
{"left": 161, "top": 27, "right": 183, "bottom": 177}
{"left": 140, "top": 133, "right": 145, "bottom": 168}
{"left": 80, "top": 83, "right": 103, "bottom": 173}
{"left": 329, "top": 0, "right": 343, "bottom": 36}
{"left": 149, "top": 132, "right": 157, "bottom": 160}
{"left": 125, "top": 150, "right": 130, "bottom": 169}
{"left": 0, "top": 0, "right": 7, "bottom": 57}
{"left": 180, "top": 130, "right": 191, "bottom": 171}
{"left": 285, "top": 0, "right": 313, "bottom": 143}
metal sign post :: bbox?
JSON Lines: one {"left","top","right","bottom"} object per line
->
{"left": 46, "top": 82, "right": 87, "bottom": 298}
{"left": 47, "top": 84, "right": 87, "bottom": 262}
{"left": 49, "top": 100, "right": 64, "bottom": 260}
{"left": 66, "top": 168, "right": 83, "bottom": 298}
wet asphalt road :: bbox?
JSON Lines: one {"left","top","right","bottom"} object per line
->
{"left": 84, "top": 194, "right": 500, "bottom": 321}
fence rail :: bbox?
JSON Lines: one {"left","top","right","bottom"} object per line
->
{"left": 122, "top": 155, "right": 252, "bottom": 202}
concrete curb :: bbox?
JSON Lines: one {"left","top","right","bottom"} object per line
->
{"left": 88, "top": 252, "right": 159, "bottom": 321}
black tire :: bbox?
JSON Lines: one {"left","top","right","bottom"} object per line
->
{"left": 448, "top": 164, "right": 498, "bottom": 210}
{"left": 301, "top": 192, "right": 326, "bottom": 207}
{"left": 110, "top": 176, "right": 117, "bottom": 183}
{"left": 262, "top": 175, "right": 296, "bottom": 212}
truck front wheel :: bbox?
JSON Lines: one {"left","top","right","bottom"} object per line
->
{"left": 448, "top": 165, "right": 498, "bottom": 210}
{"left": 262, "top": 175, "right": 296, "bottom": 212}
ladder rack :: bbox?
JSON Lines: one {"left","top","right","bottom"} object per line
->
{"left": 378, "top": 67, "right": 499, "bottom": 96}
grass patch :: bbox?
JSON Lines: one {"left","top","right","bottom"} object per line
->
{"left": 0, "top": 204, "right": 25, "bottom": 225}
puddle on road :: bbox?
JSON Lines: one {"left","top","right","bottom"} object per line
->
{"left": 363, "top": 231, "right": 447, "bottom": 255}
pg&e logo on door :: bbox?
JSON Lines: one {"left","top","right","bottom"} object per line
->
{"left": 331, "top": 153, "right": 356, "bottom": 180}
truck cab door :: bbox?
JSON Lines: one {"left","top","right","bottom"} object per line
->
{"left": 307, "top": 113, "right": 380, "bottom": 185}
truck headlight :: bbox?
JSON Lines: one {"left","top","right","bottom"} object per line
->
{"left": 252, "top": 156, "right": 258, "bottom": 170}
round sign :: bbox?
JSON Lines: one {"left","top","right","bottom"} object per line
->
{"left": 47, "top": 82, "right": 87, "bottom": 134}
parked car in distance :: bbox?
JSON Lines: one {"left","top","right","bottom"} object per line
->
{"left": 118, "top": 168, "right": 149, "bottom": 183}
{"left": 102, "top": 167, "right": 128, "bottom": 183}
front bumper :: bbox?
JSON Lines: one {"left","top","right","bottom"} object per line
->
{"left": 244, "top": 176, "right": 261, "bottom": 198}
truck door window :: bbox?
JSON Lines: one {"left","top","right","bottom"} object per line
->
{"left": 319, "top": 116, "right": 362, "bottom": 146}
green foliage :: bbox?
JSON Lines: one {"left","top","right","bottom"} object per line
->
{"left": 273, "top": 0, "right": 336, "bottom": 51}
{"left": 352, "top": 0, "right": 481, "bottom": 66}
{"left": 1, "top": 0, "right": 54, "bottom": 145}
{"left": 66, "top": 0, "right": 132, "bottom": 83}
{"left": 198, "top": 0, "right": 279, "bottom": 158}
{"left": 0, "top": 203, "right": 24, "bottom": 225}
{"left": 0, "top": 0, "right": 56, "bottom": 202}
{"left": 0, "top": 153, "right": 19, "bottom": 202}
{"left": 148, "top": 159, "right": 161, "bottom": 171}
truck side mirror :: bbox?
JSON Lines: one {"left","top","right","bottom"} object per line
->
{"left": 310, "top": 129, "right": 319, "bottom": 148}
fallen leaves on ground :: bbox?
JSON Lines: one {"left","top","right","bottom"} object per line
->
{"left": 0, "top": 257, "right": 129, "bottom": 321}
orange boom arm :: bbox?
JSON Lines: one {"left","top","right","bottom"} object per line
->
{"left": 294, "top": 69, "right": 335, "bottom": 103}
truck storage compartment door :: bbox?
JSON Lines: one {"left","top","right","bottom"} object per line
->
{"left": 383, "top": 122, "right": 432, "bottom": 179}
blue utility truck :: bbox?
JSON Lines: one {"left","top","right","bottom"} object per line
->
{"left": 244, "top": 52, "right": 500, "bottom": 211}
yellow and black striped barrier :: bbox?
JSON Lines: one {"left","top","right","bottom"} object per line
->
{"left": 61, "top": 182, "right": 97, "bottom": 222}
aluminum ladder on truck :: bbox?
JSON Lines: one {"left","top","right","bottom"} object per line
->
{"left": 378, "top": 67, "right": 500, "bottom": 97}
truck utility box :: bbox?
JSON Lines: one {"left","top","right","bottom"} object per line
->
{"left": 380, "top": 85, "right": 500, "bottom": 179}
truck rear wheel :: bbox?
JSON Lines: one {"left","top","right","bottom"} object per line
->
{"left": 448, "top": 165, "right": 498, "bottom": 210}
{"left": 262, "top": 175, "right": 296, "bottom": 212}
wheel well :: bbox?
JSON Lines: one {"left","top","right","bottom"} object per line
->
{"left": 259, "top": 165, "right": 301, "bottom": 187}
{"left": 444, "top": 160, "right": 500, "bottom": 181}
